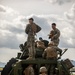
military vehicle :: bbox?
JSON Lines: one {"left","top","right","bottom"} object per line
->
{"left": 1, "top": 41, "right": 74, "bottom": 75}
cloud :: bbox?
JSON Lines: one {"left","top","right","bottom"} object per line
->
{"left": 62, "top": 48, "right": 75, "bottom": 61}
{"left": 0, "top": 22, "right": 26, "bottom": 49}
{"left": 62, "top": 3, "right": 75, "bottom": 48}
{"left": 0, "top": 19, "right": 26, "bottom": 49}
{"left": 0, "top": 4, "right": 75, "bottom": 50}
{"left": 19, "top": 14, "right": 75, "bottom": 48}
{"left": 0, "top": 4, "right": 19, "bottom": 15}
{"left": 0, "top": 5, "right": 6, "bottom": 12}
{"left": 45, "top": 0, "right": 75, "bottom": 5}
{"left": 65, "top": 3, "right": 75, "bottom": 25}
{"left": 0, "top": 4, "right": 75, "bottom": 62}
{"left": 0, "top": 20, "right": 24, "bottom": 33}
{"left": 0, "top": 5, "right": 27, "bottom": 49}
{"left": 45, "top": 0, "right": 57, "bottom": 3}
{"left": 0, "top": 29, "right": 26, "bottom": 49}
{"left": 0, "top": 4, "right": 20, "bottom": 22}
{"left": 0, "top": 48, "right": 20, "bottom": 63}
{"left": 0, "top": 13, "right": 75, "bottom": 49}
{"left": 0, "top": 29, "right": 18, "bottom": 49}
{"left": 60, "top": 23, "right": 75, "bottom": 48}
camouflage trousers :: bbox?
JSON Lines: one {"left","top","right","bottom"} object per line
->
{"left": 27, "top": 35, "right": 36, "bottom": 58}
{"left": 24, "top": 66, "right": 35, "bottom": 75}
{"left": 51, "top": 39, "right": 59, "bottom": 46}
{"left": 46, "top": 58, "right": 56, "bottom": 75}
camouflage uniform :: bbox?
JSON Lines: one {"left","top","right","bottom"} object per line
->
{"left": 25, "top": 23, "right": 41, "bottom": 59}
{"left": 42, "top": 46, "right": 57, "bottom": 75}
{"left": 50, "top": 28, "right": 60, "bottom": 46}
{"left": 24, "top": 65, "right": 35, "bottom": 75}
{"left": 42, "top": 46, "right": 57, "bottom": 59}
{"left": 37, "top": 41, "right": 46, "bottom": 49}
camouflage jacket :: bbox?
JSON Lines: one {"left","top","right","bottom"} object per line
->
{"left": 43, "top": 46, "right": 57, "bottom": 59}
{"left": 51, "top": 28, "right": 60, "bottom": 41}
{"left": 25, "top": 23, "right": 41, "bottom": 35}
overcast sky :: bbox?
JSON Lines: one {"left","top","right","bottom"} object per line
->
{"left": 0, "top": 0, "right": 75, "bottom": 62}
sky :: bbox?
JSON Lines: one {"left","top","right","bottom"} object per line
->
{"left": 0, "top": 0, "right": 75, "bottom": 63}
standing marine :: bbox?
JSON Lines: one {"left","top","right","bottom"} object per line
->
{"left": 48, "top": 23, "right": 60, "bottom": 46}
{"left": 25, "top": 18, "right": 41, "bottom": 59}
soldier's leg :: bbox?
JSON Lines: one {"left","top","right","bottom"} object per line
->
{"left": 33, "top": 41, "right": 36, "bottom": 58}
{"left": 27, "top": 35, "right": 36, "bottom": 59}
{"left": 53, "top": 39, "right": 59, "bottom": 46}
{"left": 31, "top": 36, "right": 36, "bottom": 58}
{"left": 27, "top": 36, "right": 33, "bottom": 59}
{"left": 28, "top": 36, "right": 35, "bottom": 58}
{"left": 50, "top": 64, "right": 55, "bottom": 75}
{"left": 47, "top": 65, "right": 51, "bottom": 75}
{"left": 28, "top": 46, "right": 32, "bottom": 57}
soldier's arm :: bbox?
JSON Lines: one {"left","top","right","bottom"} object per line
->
{"left": 55, "top": 47, "right": 62, "bottom": 55}
{"left": 36, "top": 24, "right": 41, "bottom": 33}
{"left": 55, "top": 46, "right": 61, "bottom": 51}
{"left": 48, "top": 30, "right": 54, "bottom": 39}
{"left": 25, "top": 24, "right": 30, "bottom": 34}
{"left": 42, "top": 50, "right": 47, "bottom": 59}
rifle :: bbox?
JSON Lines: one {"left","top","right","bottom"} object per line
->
{"left": 57, "top": 49, "right": 68, "bottom": 59}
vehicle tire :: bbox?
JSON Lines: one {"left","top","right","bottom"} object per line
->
{"left": 1, "top": 58, "right": 18, "bottom": 75}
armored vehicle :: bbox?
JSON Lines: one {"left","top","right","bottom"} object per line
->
{"left": 1, "top": 42, "right": 74, "bottom": 75}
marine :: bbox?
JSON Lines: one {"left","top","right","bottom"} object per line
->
{"left": 25, "top": 18, "right": 41, "bottom": 59}
{"left": 42, "top": 42, "right": 57, "bottom": 60}
{"left": 48, "top": 23, "right": 60, "bottom": 46}
{"left": 42, "top": 42, "right": 60, "bottom": 75}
